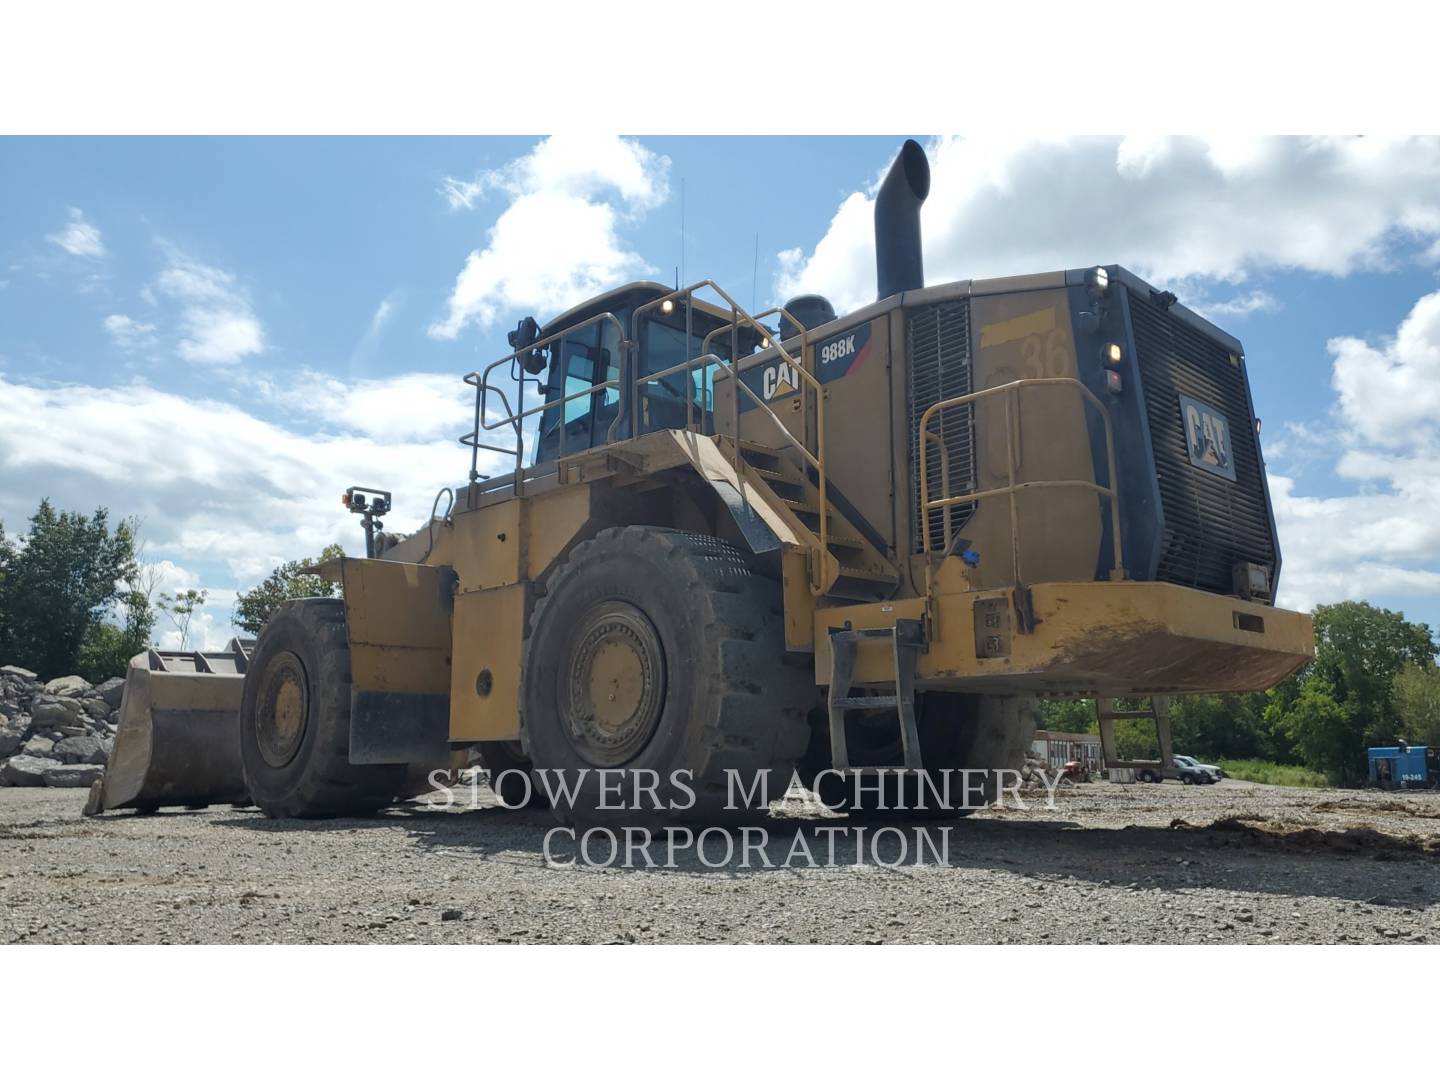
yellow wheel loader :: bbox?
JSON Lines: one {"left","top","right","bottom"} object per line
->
{"left": 90, "top": 140, "right": 1313, "bottom": 823}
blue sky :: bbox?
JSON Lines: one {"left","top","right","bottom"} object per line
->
{"left": 4, "top": 135, "right": 1440, "bottom": 647}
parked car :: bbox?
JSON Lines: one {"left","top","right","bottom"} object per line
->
{"left": 1175, "top": 754, "right": 1224, "bottom": 782}
{"left": 1135, "top": 756, "right": 1219, "bottom": 784}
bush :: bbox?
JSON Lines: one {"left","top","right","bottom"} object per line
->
{"left": 1215, "top": 758, "right": 1329, "bottom": 788}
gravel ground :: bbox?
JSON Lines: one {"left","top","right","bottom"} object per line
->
{"left": 3, "top": 778, "right": 1438, "bottom": 943}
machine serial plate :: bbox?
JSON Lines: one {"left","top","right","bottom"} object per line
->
{"left": 1179, "top": 394, "right": 1236, "bottom": 481}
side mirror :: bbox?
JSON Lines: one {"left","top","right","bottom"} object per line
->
{"left": 509, "top": 315, "right": 547, "bottom": 374}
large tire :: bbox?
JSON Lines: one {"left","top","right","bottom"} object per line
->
{"left": 802, "top": 693, "right": 1036, "bottom": 819}
{"left": 519, "top": 527, "right": 815, "bottom": 829}
{"left": 239, "top": 598, "right": 407, "bottom": 818}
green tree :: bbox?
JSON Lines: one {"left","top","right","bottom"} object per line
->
{"left": 1283, "top": 681, "right": 1361, "bottom": 784}
{"left": 1168, "top": 692, "right": 1281, "bottom": 761}
{"left": 1394, "top": 662, "right": 1440, "bottom": 747}
{"left": 0, "top": 499, "right": 145, "bottom": 679}
{"left": 1308, "top": 600, "right": 1434, "bottom": 747}
{"left": 76, "top": 585, "right": 157, "bottom": 682}
{"left": 157, "top": 588, "right": 209, "bottom": 651}
{"left": 1034, "top": 697, "right": 1094, "bottom": 734}
{"left": 232, "top": 544, "right": 344, "bottom": 635}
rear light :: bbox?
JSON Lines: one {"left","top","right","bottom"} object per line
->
{"left": 1105, "top": 369, "right": 1123, "bottom": 394}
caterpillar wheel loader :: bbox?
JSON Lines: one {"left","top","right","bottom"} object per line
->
{"left": 90, "top": 139, "right": 1313, "bottom": 825}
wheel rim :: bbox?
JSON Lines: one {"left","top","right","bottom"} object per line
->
{"left": 563, "top": 601, "right": 665, "bottom": 766}
{"left": 256, "top": 650, "right": 310, "bottom": 769}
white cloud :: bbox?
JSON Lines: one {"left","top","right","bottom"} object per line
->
{"left": 46, "top": 207, "right": 107, "bottom": 258}
{"left": 254, "top": 368, "right": 480, "bottom": 442}
{"left": 103, "top": 313, "right": 158, "bottom": 351}
{"left": 154, "top": 247, "right": 265, "bottom": 364}
{"left": 777, "top": 136, "right": 1440, "bottom": 316}
{"left": 1191, "top": 289, "right": 1281, "bottom": 320}
{"left": 439, "top": 176, "right": 484, "bottom": 211}
{"left": 1330, "top": 289, "right": 1440, "bottom": 448}
{"left": 429, "top": 135, "right": 670, "bottom": 338}
{"left": 0, "top": 373, "right": 511, "bottom": 589}
{"left": 1269, "top": 287, "right": 1440, "bottom": 615}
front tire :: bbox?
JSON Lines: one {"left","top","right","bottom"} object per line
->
{"left": 239, "top": 598, "right": 407, "bottom": 818}
{"left": 519, "top": 527, "right": 814, "bottom": 829}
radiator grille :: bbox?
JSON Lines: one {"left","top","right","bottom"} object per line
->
{"left": 906, "top": 300, "right": 974, "bottom": 553}
{"left": 1130, "top": 294, "right": 1276, "bottom": 595}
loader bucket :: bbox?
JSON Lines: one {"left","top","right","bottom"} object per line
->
{"left": 83, "top": 639, "right": 255, "bottom": 815}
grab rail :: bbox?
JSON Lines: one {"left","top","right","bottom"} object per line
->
{"left": 917, "top": 377, "right": 1125, "bottom": 587}
{"left": 460, "top": 283, "right": 838, "bottom": 594}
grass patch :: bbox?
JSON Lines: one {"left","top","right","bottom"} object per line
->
{"left": 1216, "top": 758, "right": 1329, "bottom": 788}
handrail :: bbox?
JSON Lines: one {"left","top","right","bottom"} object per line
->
{"left": 917, "top": 377, "right": 1125, "bottom": 588}
{"left": 461, "top": 310, "right": 630, "bottom": 495}
{"left": 630, "top": 282, "right": 832, "bottom": 593}
{"left": 458, "top": 283, "right": 838, "bottom": 593}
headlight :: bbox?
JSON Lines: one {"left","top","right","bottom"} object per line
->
{"left": 1088, "top": 266, "right": 1109, "bottom": 295}
{"left": 1102, "top": 342, "right": 1123, "bottom": 366}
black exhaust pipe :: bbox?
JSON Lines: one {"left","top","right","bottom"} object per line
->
{"left": 874, "top": 139, "right": 931, "bottom": 301}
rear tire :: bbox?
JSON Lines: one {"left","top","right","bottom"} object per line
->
{"left": 520, "top": 527, "right": 814, "bottom": 829}
{"left": 802, "top": 694, "right": 1036, "bottom": 819}
{"left": 239, "top": 598, "right": 407, "bottom": 818}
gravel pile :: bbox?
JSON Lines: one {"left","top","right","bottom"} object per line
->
{"left": 0, "top": 666, "right": 123, "bottom": 790}
{"left": 2, "top": 778, "right": 1438, "bottom": 943}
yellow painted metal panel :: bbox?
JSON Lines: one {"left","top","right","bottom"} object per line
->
{"left": 449, "top": 584, "right": 527, "bottom": 741}
{"left": 814, "top": 582, "right": 1312, "bottom": 695}
{"left": 340, "top": 558, "right": 453, "bottom": 696}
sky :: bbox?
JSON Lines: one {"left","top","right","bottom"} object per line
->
{"left": 4, "top": 134, "right": 1440, "bottom": 649}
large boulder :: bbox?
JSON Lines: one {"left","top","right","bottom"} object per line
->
{"left": 43, "top": 763, "right": 105, "bottom": 788}
{"left": 94, "top": 677, "right": 127, "bottom": 710}
{"left": 53, "top": 734, "right": 108, "bottom": 765}
{"left": 80, "top": 697, "right": 111, "bottom": 721}
{"left": 1, "top": 664, "right": 39, "bottom": 680}
{"left": 45, "top": 675, "right": 93, "bottom": 698}
{"left": 0, "top": 755, "right": 52, "bottom": 786}
{"left": 21, "top": 734, "right": 58, "bottom": 759}
{"left": 0, "top": 712, "right": 28, "bottom": 757}
{"left": 29, "top": 696, "right": 83, "bottom": 728}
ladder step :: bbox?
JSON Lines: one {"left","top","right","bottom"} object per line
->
{"left": 826, "top": 535, "right": 866, "bottom": 550}
{"left": 831, "top": 627, "right": 904, "bottom": 642}
{"left": 832, "top": 695, "right": 900, "bottom": 709}
{"left": 749, "top": 466, "right": 797, "bottom": 484}
{"left": 835, "top": 567, "right": 899, "bottom": 583}
{"left": 738, "top": 442, "right": 784, "bottom": 462}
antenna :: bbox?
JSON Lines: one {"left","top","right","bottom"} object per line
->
{"left": 752, "top": 232, "right": 759, "bottom": 311}
{"left": 679, "top": 177, "right": 686, "bottom": 286}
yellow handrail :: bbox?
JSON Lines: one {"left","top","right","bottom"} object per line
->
{"left": 459, "top": 284, "right": 838, "bottom": 593}
{"left": 629, "top": 283, "right": 832, "bottom": 594}
{"left": 916, "top": 377, "right": 1125, "bottom": 586}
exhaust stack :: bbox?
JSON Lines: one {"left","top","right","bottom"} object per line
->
{"left": 874, "top": 139, "right": 931, "bottom": 301}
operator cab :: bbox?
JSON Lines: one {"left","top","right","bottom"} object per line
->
{"left": 528, "top": 282, "right": 765, "bottom": 465}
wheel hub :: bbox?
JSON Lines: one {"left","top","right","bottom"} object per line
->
{"left": 256, "top": 651, "right": 310, "bottom": 769}
{"left": 564, "top": 601, "right": 665, "bottom": 766}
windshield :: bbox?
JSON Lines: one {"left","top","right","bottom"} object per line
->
{"left": 642, "top": 321, "right": 732, "bottom": 407}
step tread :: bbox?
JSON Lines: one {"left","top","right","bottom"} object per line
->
{"left": 833, "top": 566, "right": 900, "bottom": 582}
{"left": 832, "top": 695, "right": 901, "bottom": 709}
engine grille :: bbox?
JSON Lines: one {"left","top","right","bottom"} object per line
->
{"left": 906, "top": 299, "right": 974, "bottom": 553}
{"left": 1129, "top": 293, "right": 1276, "bottom": 595}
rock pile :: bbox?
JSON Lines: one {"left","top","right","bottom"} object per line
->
{"left": 0, "top": 665, "right": 124, "bottom": 788}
